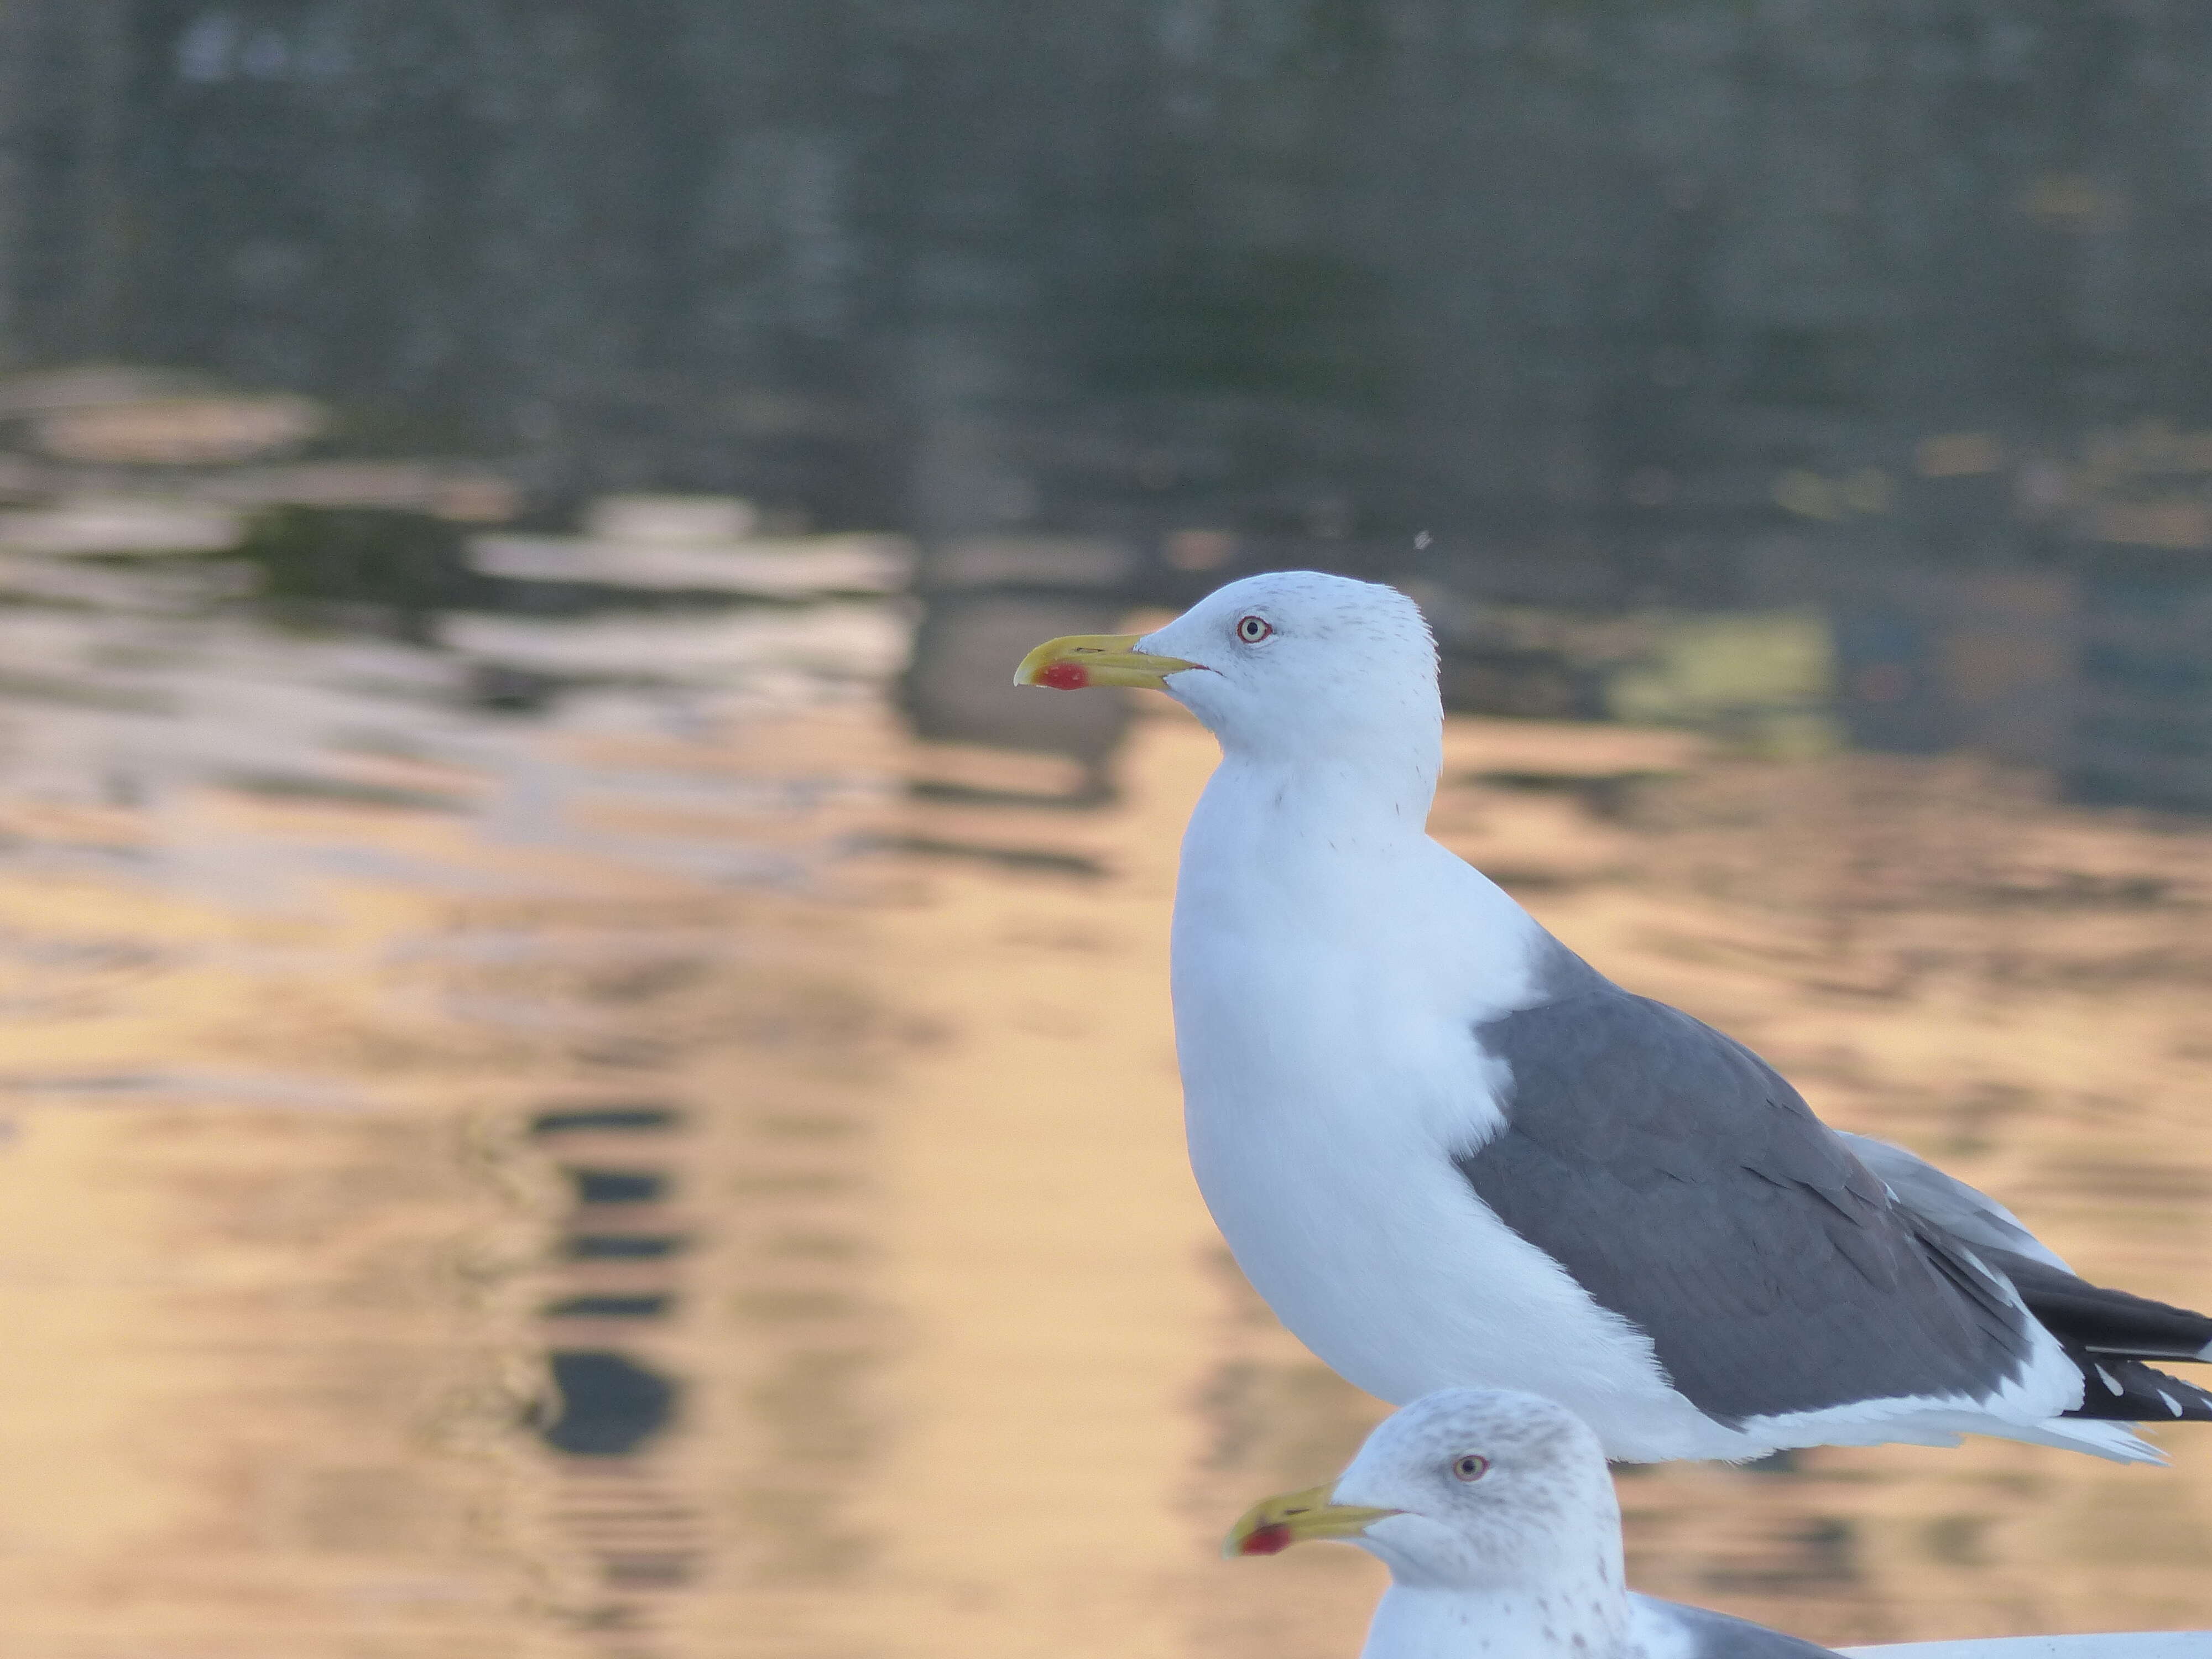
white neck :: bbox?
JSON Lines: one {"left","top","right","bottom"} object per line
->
{"left": 1192, "top": 747, "right": 1437, "bottom": 855}
{"left": 1170, "top": 739, "right": 1543, "bottom": 1016}
{"left": 1361, "top": 1583, "right": 1629, "bottom": 1659}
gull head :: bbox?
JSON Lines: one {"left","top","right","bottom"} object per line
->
{"left": 1223, "top": 1388, "right": 1624, "bottom": 1595}
{"left": 1015, "top": 570, "right": 1441, "bottom": 766}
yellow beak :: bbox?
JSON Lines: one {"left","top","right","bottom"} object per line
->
{"left": 1013, "top": 632, "right": 1199, "bottom": 691}
{"left": 1222, "top": 1482, "right": 1402, "bottom": 1559}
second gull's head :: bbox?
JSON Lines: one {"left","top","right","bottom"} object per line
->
{"left": 1223, "top": 1387, "right": 1624, "bottom": 1596}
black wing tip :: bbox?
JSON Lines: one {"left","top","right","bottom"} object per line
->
{"left": 2061, "top": 1352, "right": 2212, "bottom": 1423}
{"left": 1991, "top": 1250, "right": 2212, "bottom": 1363}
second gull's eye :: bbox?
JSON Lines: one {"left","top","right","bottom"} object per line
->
{"left": 1451, "top": 1453, "right": 1489, "bottom": 1482}
{"left": 1237, "top": 615, "right": 1274, "bottom": 643}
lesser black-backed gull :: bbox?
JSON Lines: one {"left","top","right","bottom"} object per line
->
{"left": 1017, "top": 570, "right": 2212, "bottom": 1463}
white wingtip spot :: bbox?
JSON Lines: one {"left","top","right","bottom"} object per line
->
{"left": 2096, "top": 1364, "right": 2124, "bottom": 1396}
{"left": 2159, "top": 1390, "right": 2184, "bottom": 1418}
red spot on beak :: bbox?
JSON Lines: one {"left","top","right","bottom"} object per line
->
{"left": 1239, "top": 1524, "right": 1293, "bottom": 1556}
{"left": 1036, "top": 661, "right": 1091, "bottom": 690}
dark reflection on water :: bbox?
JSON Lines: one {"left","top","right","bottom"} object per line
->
{"left": 539, "top": 1353, "right": 680, "bottom": 1458}
{"left": 0, "top": 559, "right": 2208, "bottom": 1653}
{"left": 531, "top": 1105, "right": 689, "bottom": 1470}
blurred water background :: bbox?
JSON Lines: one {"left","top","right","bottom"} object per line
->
{"left": 3, "top": 4, "right": 2212, "bottom": 1656}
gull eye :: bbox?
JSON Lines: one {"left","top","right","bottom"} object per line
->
{"left": 1236, "top": 614, "right": 1274, "bottom": 644}
{"left": 1451, "top": 1453, "right": 1489, "bottom": 1483}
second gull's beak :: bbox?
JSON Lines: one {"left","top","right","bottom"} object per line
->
{"left": 1222, "top": 1482, "right": 1402, "bottom": 1559}
{"left": 1013, "top": 632, "right": 1198, "bottom": 691}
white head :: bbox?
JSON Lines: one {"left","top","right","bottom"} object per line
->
{"left": 1015, "top": 570, "right": 1443, "bottom": 790}
{"left": 1225, "top": 1389, "right": 1626, "bottom": 1598}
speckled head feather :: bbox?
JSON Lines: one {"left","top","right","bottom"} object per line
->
{"left": 1331, "top": 1389, "right": 1625, "bottom": 1595}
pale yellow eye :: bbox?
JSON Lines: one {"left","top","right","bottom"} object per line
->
{"left": 1237, "top": 614, "right": 1274, "bottom": 643}
{"left": 1451, "top": 1452, "right": 1489, "bottom": 1482}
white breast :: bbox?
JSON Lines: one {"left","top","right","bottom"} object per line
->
{"left": 1170, "top": 815, "right": 1726, "bottom": 1459}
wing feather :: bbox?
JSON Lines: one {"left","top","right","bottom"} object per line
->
{"left": 1458, "top": 981, "right": 2034, "bottom": 1425}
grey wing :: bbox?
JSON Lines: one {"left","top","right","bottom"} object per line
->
{"left": 1839, "top": 1133, "right": 2212, "bottom": 1400}
{"left": 1459, "top": 979, "right": 2036, "bottom": 1425}
{"left": 1835, "top": 1130, "right": 2072, "bottom": 1272}
{"left": 1631, "top": 1595, "right": 1841, "bottom": 1659}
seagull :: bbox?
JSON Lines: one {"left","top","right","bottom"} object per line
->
{"left": 1016, "top": 570, "right": 2212, "bottom": 1463}
{"left": 1224, "top": 1388, "right": 1839, "bottom": 1659}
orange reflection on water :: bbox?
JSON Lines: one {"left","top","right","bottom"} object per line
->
{"left": 0, "top": 654, "right": 2207, "bottom": 1655}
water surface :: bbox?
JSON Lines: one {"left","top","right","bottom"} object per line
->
{"left": 0, "top": 561, "right": 2207, "bottom": 1655}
